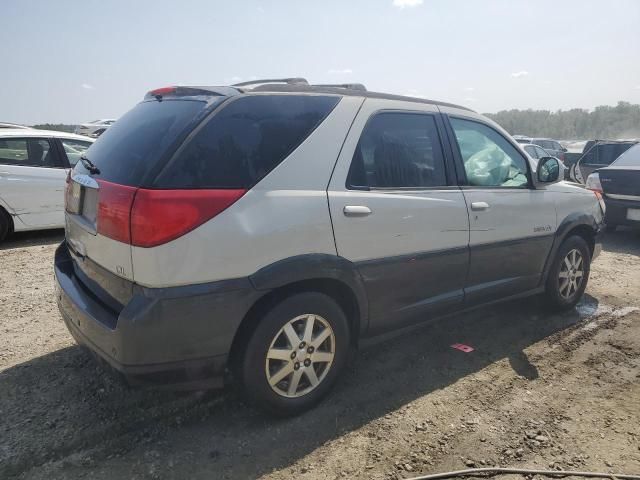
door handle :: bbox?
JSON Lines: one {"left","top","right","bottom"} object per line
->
{"left": 470, "top": 201, "right": 490, "bottom": 211}
{"left": 0, "top": 171, "right": 9, "bottom": 176}
{"left": 343, "top": 205, "right": 372, "bottom": 217}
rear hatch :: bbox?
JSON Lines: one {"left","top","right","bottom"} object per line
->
{"left": 599, "top": 145, "right": 640, "bottom": 199}
{"left": 64, "top": 87, "right": 231, "bottom": 303}
{"left": 600, "top": 168, "right": 640, "bottom": 198}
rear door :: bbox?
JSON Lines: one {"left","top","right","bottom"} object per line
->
{"left": 328, "top": 99, "right": 470, "bottom": 334}
{"left": 0, "top": 137, "right": 67, "bottom": 227}
{"left": 444, "top": 113, "right": 557, "bottom": 304}
{"left": 575, "top": 143, "right": 636, "bottom": 183}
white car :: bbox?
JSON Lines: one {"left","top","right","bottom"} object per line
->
{"left": 74, "top": 119, "right": 116, "bottom": 137}
{"left": 0, "top": 129, "right": 94, "bottom": 241}
{"left": 55, "top": 80, "right": 604, "bottom": 416}
{"left": 521, "top": 142, "right": 554, "bottom": 169}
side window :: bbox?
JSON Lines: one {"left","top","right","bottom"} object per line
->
{"left": 155, "top": 95, "right": 340, "bottom": 188}
{"left": 449, "top": 118, "right": 529, "bottom": 188}
{"left": 61, "top": 139, "right": 92, "bottom": 166}
{"left": 347, "top": 112, "right": 447, "bottom": 189}
{"left": 0, "top": 138, "right": 59, "bottom": 167}
{"left": 524, "top": 145, "right": 538, "bottom": 158}
{"left": 535, "top": 146, "right": 549, "bottom": 158}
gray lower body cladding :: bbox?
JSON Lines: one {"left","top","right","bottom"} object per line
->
{"left": 54, "top": 242, "right": 263, "bottom": 388}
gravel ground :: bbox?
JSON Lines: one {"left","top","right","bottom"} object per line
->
{"left": 1, "top": 228, "right": 639, "bottom": 479}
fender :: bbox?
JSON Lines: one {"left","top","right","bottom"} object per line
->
{"left": 249, "top": 254, "right": 369, "bottom": 334}
{"left": 540, "top": 212, "right": 601, "bottom": 285}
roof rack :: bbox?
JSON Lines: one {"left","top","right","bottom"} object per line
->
{"left": 232, "top": 78, "right": 309, "bottom": 87}
{"left": 313, "top": 83, "right": 367, "bottom": 92}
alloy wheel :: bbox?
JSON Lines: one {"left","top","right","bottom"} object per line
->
{"left": 558, "top": 248, "right": 584, "bottom": 299}
{"left": 265, "top": 314, "right": 335, "bottom": 398}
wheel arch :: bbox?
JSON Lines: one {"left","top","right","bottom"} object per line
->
{"left": 228, "top": 254, "right": 368, "bottom": 371}
{"left": 541, "top": 213, "right": 600, "bottom": 284}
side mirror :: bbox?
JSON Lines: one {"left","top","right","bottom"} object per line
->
{"left": 537, "top": 156, "right": 561, "bottom": 184}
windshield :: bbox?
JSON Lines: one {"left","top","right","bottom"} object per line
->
{"left": 74, "top": 98, "right": 221, "bottom": 186}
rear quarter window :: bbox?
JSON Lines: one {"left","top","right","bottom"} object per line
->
{"left": 154, "top": 94, "right": 340, "bottom": 189}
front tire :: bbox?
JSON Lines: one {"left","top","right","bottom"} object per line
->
{"left": 0, "top": 209, "right": 10, "bottom": 243}
{"left": 239, "top": 292, "right": 350, "bottom": 416}
{"left": 544, "top": 235, "right": 591, "bottom": 311}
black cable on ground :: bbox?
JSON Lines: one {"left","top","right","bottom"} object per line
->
{"left": 406, "top": 467, "right": 640, "bottom": 480}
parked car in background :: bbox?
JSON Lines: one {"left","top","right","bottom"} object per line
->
{"left": 55, "top": 79, "right": 603, "bottom": 416}
{"left": 74, "top": 119, "right": 116, "bottom": 137}
{"left": 584, "top": 143, "right": 640, "bottom": 232}
{"left": 0, "top": 122, "right": 31, "bottom": 129}
{"left": 513, "top": 135, "right": 532, "bottom": 144}
{"left": 0, "top": 129, "right": 94, "bottom": 241}
{"left": 530, "top": 138, "right": 566, "bottom": 162}
{"left": 521, "top": 143, "right": 554, "bottom": 169}
{"left": 570, "top": 140, "right": 638, "bottom": 184}
{"left": 514, "top": 137, "right": 567, "bottom": 163}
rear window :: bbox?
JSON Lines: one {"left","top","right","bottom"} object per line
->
{"left": 153, "top": 95, "right": 340, "bottom": 189}
{"left": 610, "top": 144, "right": 640, "bottom": 167}
{"left": 74, "top": 99, "right": 217, "bottom": 186}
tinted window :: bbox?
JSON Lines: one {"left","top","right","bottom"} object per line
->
{"left": 450, "top": 118, "right": 529, "bottom": 188}
{"left": 155, "top": 95, "right": 340, "bottom": 188}
{"left": 347, "top": 113, "right": 447, "bottom": 189}
{"left": 60, "top": 139, "right": 92, "bottom": 166}
{"left": 0, "top": 138, "right": 59, "bottom": 167}
{"left": 74, "top": 99, "right": 215, "bottom": 186}
{"left": 582, "top": 143, "right": 635, "bottom": 166}
{"left": 610, "top": 144, "right": 640, "bottom": 167}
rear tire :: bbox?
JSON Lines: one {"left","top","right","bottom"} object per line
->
{"left": 543, "top": 235, "right": 591, "bottom": 311}
{"left": 239, "top": 292, "right": 350, "bottom": 416}
{"left": 0, "top": 209, "right": 10, "bottom": 243}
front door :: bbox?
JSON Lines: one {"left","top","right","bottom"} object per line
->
{"left": 328, "top": 99, "right": 470, "bottom": 335}
{"left": 0, "top": 137, "right": 67, "bottom": 227}
{"left": 445, "top": 115, "right": 557, "bottom": 304}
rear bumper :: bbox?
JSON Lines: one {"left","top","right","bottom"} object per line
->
{"left": 54, "top": 242, "right": 262, "bottom": 389}
{"left": 604, "top": 197, "right": 640, "bottom": 227}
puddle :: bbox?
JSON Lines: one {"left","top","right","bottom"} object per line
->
{"left": 576, "top": 300, "right": 639, "bottom": 331}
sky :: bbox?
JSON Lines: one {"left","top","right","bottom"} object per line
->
{"left": 2, "top": 0, "right": 640, "bottom": 124}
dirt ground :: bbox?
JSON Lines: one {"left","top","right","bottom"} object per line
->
{"left": 1, "top": 229, "right": 640, "bottom": 480}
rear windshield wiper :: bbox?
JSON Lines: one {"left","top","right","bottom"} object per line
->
{"left": 80, "top": 155, "right": 100, "bottom": 175}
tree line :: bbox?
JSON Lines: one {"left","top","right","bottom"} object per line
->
{"left": 484, "top": 101, "right": 640, "bottom": 140}
{"left": 28, "top": 101, "right": 640, "bottom": 141}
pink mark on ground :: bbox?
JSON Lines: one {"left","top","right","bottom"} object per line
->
{"left": 451, "top": 343, "right": 474, "bottom": 353}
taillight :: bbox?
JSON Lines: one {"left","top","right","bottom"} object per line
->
{"left": 585, "top": 173, "right": 606, "bottom": 214}
{"left": 96, "top": 180, "right": 137, "bottom": 243}
{"left": 130, "top": 189, "right": 246, "bottom": 247}
{"left": 585, "top": 172, "right": 603, "bottom": 193}
{"left": 95, "top": 181, "right": 246, "bottom": 247}
{"left": 148, "top": 86, "right": 176, "bottom": 99}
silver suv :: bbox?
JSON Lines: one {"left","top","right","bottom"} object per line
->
{"left": 55, "top": 79, "right": 604, "bottom": 415}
